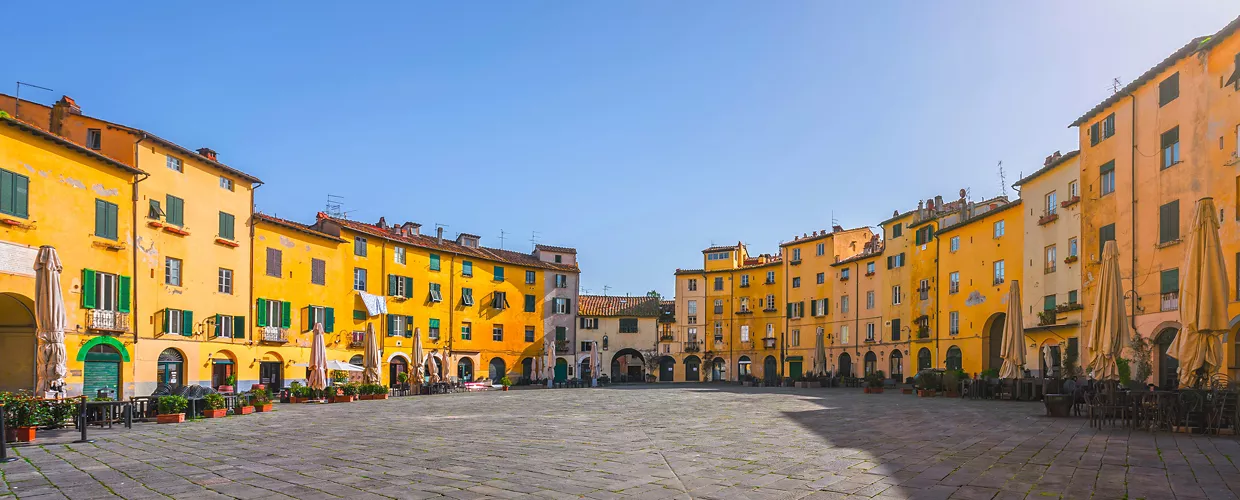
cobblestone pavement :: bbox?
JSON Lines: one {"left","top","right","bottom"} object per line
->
{"left": 3, "top": 386, "right": 1240, "bottom": 500}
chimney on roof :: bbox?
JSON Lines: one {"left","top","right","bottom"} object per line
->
{"left": 935, "top": 195, "right": 944, "bottom": 212}
{"left": 196, "top": 148, "right": 218, "bottom": 162}
{"left": 376, "top": 217, "right": 387, "bottom": 229}
{"left": 401, "top": 222, "right": 419, "bottom": 237}
{"left": 49, "top": 96, "right": 81, "bottom": 136}
{"left": 436, "top": 226, "right": 443, "bottom": 244}
{"left": 832, "top": 225, "right": 843, "bottom": 232}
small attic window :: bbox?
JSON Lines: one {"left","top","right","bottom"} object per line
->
{"left": 457, "top": 234, "right": 479, "bottom": 248}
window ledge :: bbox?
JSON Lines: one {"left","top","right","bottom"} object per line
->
{"left": 91, "top": 239, "right": 126, "bottom": 252}
{"left": 215, "top": 237, "right": 239, "bottom": 248}
{"left": 1162, "top": 160, "right": 1183, "bottom": 170}
{"left": 0, "top": 217, "right": 34, "bottom": 230}
{"left": 1157, "top": 239, "right": 1182, "bottom": 249}
{"left": 146, "top": 219, "right": 164, "bottom": 229}
{"left": 163, "top": 225, "right": 190, "bottom": 236}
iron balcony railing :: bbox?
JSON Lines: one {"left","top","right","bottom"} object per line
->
{"left": 349, "top": 331, "right": 365, "bottom": 348}
{"left": 262, "top": 326, "right": 288, "bottom": 343}
{"left": 555, "top": 340, "right": 571, "bottom": 354}
{"left": 87, "top": 310, "right": 129, "bottom": 332}
{"left": 1161, "top": 292, "right": 1179, "bottom": 311}
{"left": 684, "top": 341, "right": 702, "bottom": 352}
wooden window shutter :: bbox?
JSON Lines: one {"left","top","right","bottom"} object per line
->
{"left": 387, "top": 314, "right": 395, "bottom": 336}
{"left": 161, "top": 308, "right": 169, "bottom": 333}
{"left": 256, "top": 298, "right": 267, "bottom": 327}
{"left": 1159, "top": 201, "right": 1179, "bottom": 243}
{"left": 81, "top": 269, "right": 97, "bottom": 309}
{"left": 233, "top": 316, "right": 245, "bottom": 338}
{"left": 405, "top": 316, "right": 413, "bottom": 337}
{"left": 1160, "top": 269, "right": 1179, "bottom": 294}
{"left": 117, "top": 276, "right": 131, "bottom": 313}
{"left": 301, "top": 306, "right": 310, "bottom": 332}
{"left": 388, "top": 274, "right": 398, "bottom": 296}
{"left": 404, "top": 277, "right": 413, "bottom": 297}
{"left": 281, "top": 301, "right": 292, "bottom": 329}
{"left": 214, "top": 314, "right": 222, "bottom": 337}
{"left": 324, "top": 307, "right": 335, "bottom": 333}
{"left": 182, "top": 310, "right": 193, "bottom": 336}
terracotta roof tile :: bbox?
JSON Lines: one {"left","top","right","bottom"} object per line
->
{"left": 1, "top": 117, "right": 146, "bottom": 176}
{"left": 254, "top": 213, "right": 347, "bottom": 243}
{"left": 535, "top": 244, "right": 577, "bottom": 254}
{"left": 577, "top": 295, "right": 660, "bottom": 317}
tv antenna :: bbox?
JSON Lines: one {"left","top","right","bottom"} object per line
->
{"left": 997, "top": 161, "right": 1007, "bottom": 197}
{"left": 529, "top": 231, "right": 540, "bottom": 250}
{"left": 497, "top": 229, "right": 507, "bottom": 250}
{"left": 14, "top": 81, "right": 53, "bottom": 120}
{"left": 1111, "top": 77, "right": 1122, "bottom": 94}
{"left": 325, "top": 194, "right": 345, "bottom": 218}
{"left": 602, "top": 285, "right": 611, "bottom": 295}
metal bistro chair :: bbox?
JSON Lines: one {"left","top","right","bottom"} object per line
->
{"left": 1207, "top": 390, "right": 1238, "bottom": 435}
{"left": 1176, "top": 390, "right": 1209, "bottom": 432}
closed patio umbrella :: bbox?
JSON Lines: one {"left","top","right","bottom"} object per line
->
{"left": 1172, "top": 197, "right": 1230, "bottom": 388}
{"left": 34, "top": 246, "right": 67, "bottom": 396}
{"left": 544, "top": 335, "right": 556, "bottom": 385}
{"left": 411, "top": 328, "right": 424, "bottom": 385}
{"left": 362, "top": 323, "right": 381, "bottom": 384}
{"left": 1042, "top": 345, "right": 1054, "bottom": 377}
{"left": 813, "top": 330, "right": 827, "bottom": 376}
{"left": 425, "top": 351, "right": 440, "bottom": 384}
{"left": 1086, "top": 241, "right": 1129, "bottom": 381}
{"left": 999, "top": 280, "right": 1026, "bottom": 379}
{"left": 308, "top": 323, "right": 328, "bottom": 390}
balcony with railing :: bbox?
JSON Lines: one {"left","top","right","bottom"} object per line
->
{"left": 86, "top": 310, "right": 129, "bottom": 333}
{"left": 1038, "top": 310, "right": 1057, "bottom": 326}
{"left": 660, "top": 334, "right": 675, "bottom": 342}
{"left": 684, "top": 341, "right": 702, "bottom": 353}
{"left": 261, "top": 326, "right": 288, "bottom": 343}
{"left": 555, "top": 340, "right": 571, "bottom": 354}
{"left": 762, "top": 337, "right": 777, "bottom": 349}
{"left": 349, "top": 331, "right": 365, "bottom": 348}
{"left": 1161, "top": 291, "right": 1179, "bottom": 311}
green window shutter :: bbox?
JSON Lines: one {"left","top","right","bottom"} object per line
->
{"left": 404, "top": 277, "right": 413, "bottom": 297}
{"left": 353, "top": 310, "right": 366, "bottom": 320}
{"left": 324, "top": 307, "right": 335, "bottom": 333}
{"left": 166, "top": 195, "right": 184, "bottom": 226}
{"left": 12, "top": 173, "right": 27, "bottom": 219}
{"left": 524, "top": 294, "right": 535, "bottom": 312}
{"left": 281, "top": 301, "right": 292, "bottom": 328}
{"left": 234, "top": 316, "right": 245, "bottom": 338}
{"left": 214, "top": 314, "right": 222, "bottom": 337}
{"left": 387, "top": 315, "right": 395, "bottom": 336}
{"left": 94, "top": 199, "right": 106, "bottom": 238}
{"left": 106, "top": 202, "right": 117, "bottom": 239}
{"left": 786, "top": 303, "right": 792, "bottom": 317}
{"left": 182, "top": 310, "right": 193, "bottom": 336}
{"left": 161, "top": 308, "right": 169, "bottom": 333}
{"left": 1099, "top": 160, "right": 1115, "bottom": 174}
{"left": 1043, "top": 295, "right": 1056, "bottom": 311}
{"left": 117, "top": 276, "right": 131, "bottom": 312}
{"left": 81, "top": 269, "right": 97, "bottom": 309}
{"left": 430, "top": 254, "right": 440, "bottom": 271}
{"left": 388, "top": 274, "right": 398, "bottom": 296}
{"left": 219, "top": 212, "right": 235, "bottom": 240}
{"left": 1161, "top": 269, "right": 1179, "bottom": 294}
{"left": 0, "top": 170, "right": 11, "bottom": 216}
{"left": 256, "top": 298, "right": 267, "bottom": 327}
{"left": 406, "top": 316, "right": 414, "bottom": 337}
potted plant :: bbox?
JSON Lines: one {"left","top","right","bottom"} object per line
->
{"left": 4, "top": 393, "right": 45, "bottom": 442}
{"left": 203, "top": 393, "right": 227, "bottom": 418}
{"left": 864, "top": 371, "right": 886, "bottom": 394}
{"left": 157, "top": 395, "right": 189, "bottom": 424}
{"left": 251, "top": 390, "right": 274, "bottom": 412}
{"left": 500, "top": 376, "right": 512, "bottom": 392}
{"left": 218, "top": 374, "right": 236, "bottom": 393}
{"left": 942, "top": 370, "right": 964, "bottom": 397}
{"left": 359, "top": 384, "right": 388, "bottom": 400}
{"left": 331, "top": 384, "right": 356, "bottom": 403}
{"left": 913, "top": 370, "right": 941, "bottom": 397}
{"left": 234, "top": 394, "right": 254, "bottom": 415}
{"left": 397, "top": 372, "right": 410, "bottom": 390}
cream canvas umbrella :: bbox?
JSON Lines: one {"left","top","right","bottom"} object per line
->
{"left": 308, "top": 323, "right": 328, "bottom": 390}
{"left": 1043, "top": 345, "right": 1055, "bottom": 377}
{"left": 411, "top": 328, "right": 424, "bottom": 385}
{"left": 361, "top": 323, "right": 381, "bottom": 384}
{"left": 1086, "top": 241, "right": 1129, "bottom": 381}
{"left": 34, "top": 246, "right": 67, "bottom": 396}
{"left": 425, "top": 351, "right": 440, "bottom": 384}
{"left": 813, "top": 329, "right": 827, "bottom": 376}
{"left": 544, "top": 335, "right": 556, "bottom": 386}
{"left": 1172, "top": 197, "right": 1230, "bottom": 388}
{"left": 999, "top": 280, "right": 1026, "bottom": 379}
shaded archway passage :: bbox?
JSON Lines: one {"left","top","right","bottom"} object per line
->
{"left": 838, "top": 352, "right": 853, "bottom": 377}
{"left": 737, "top": 356, "right": 752, "bottom": 378}
{"left": 917, "top": 348, "right": 932, "bottom": 371}
{"left": 684, "top": 355, "right": 701, "bottom": 382}
{"left": 554, "top": 358, "right": 568, "bottom": 382}
{"left": 890, "top": 350, "right": 904, "bottom": 381}
{"left": 763, "top": 355, "right": 778, "bottom": 382}
{"left": 458, "top": 357, "right": 475, "bottom": 381}
{"left": 521, "top": 357, "right": 533, "bottom": 381}
{"left": 388, "top": 356, "right": 408, "bottom": 387}
{"left": 0, "top": 292, "right": 36, "bottom": 393}
{"left": 659, "top": 356, "right": 675, "bottom": 382}
{"left": 864, "top": 351, "right": 877, "bottom": 376}
{"left": 984, "top": 312, "right": 1006, "bottom": 373}
{"left": 489, "top": 357, "right": 506, "bottom": 382}
{"left": 611, "top": 348, "right": 644, "bottom": 382}
{"left": 945, "top": 345, "right": 963, "bottom": 372}
{"left": 710, "top": 357, "right": 726, "bottom": 382}
{"left": 1156, "top": 328, "right": 1179, "bottom": 390}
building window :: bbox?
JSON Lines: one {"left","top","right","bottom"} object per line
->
{"left": 166, "top": 155, "right": 183, "bottom": 172}
{"left": 993, "top": 220, "right": 1005, "bottom": 238}
{"left": 1045, "top": 191, "right": 1057, "bottom": 216}
{"left": 581, "top": 317, "right": 599, "bottom": 329}
{"left": 1159, "top": 72, "right": 1179, "bottom": 106}
{"left": 394, "top": 247, "right": 406, "bottom": 265}
{"left": 266, "top": 248, "right": 282, "bottom": 278}
{"left": 1043, "top": 295, "right": 1056, "bottom": 312}
{"left": 460, "top": 287, "right": 474, "bottom": 306}
{"left": 620, "top": 318, "right": 638, "bottom": 333}
{"left": 766, "top": 271, "right": 776, "bottom": 284}
{"left": 1099, "top": 224, "right": 1116, "bottom": 256}
{"left": 713, "top": 299, "right": 723, "bottom": 314}
{"left": 866, "top": 323, "right": 875, "bottom": 342}
{"left": 460, "top": 323, "right": 472, "bottom": 340}
{"left": 84, "top": 271, "right": 121, "bottom": 312}
{"left": 429, "top": 283, "right": 442, "bottom": 302}
{"left": 816, "top": 272, "right": 824, "bottom": 284}
{"left": 791, "top": 329, "right": 800, "bottom": 347}
{"left": 892, "top": 285, "right": 902, "bottom": 305}
{"left": 816, "top": 243, "right": 825, "bottom": 256}
{"left": 738, "top": 324, "right": 747, "bottom": 341}
{"left": 866, "top": 291, "right": 874, "bottom": 309}
{"left": 515, "top": 294, "right": 531, "bottom": 312}
{"left": 165, "top": 257, "right": 182, "bottom": 286}
{"left": 841, "top": 295, "right": 850, "bottom": 314}
{"left": 554, "top": 298, "right": 570, "bottom": 314}
{"left": 915, "top": 226, "right": 933, "bottom": 245}
{"left": 1068, "top": 290, "right": 1078, "bottom": 305}
{"left": 1069, "top": 181, "right": 1079, "bottom": 198}
{"left": 427, "top": 318, "right": 439, "bottom": 339}
{"left": 215, "top": 315, "right": 236, "bottom": 338}
{"left": 165, "top": 195, "right": 184, "bottom": 226}
{"left": 1160, "top": 200, "right": 1180, "bottom": 243}
{"left": 688, "top": 279, "right": 697, "bottom": 291}
{"left": 389, "top": 274, "right": 411, "bottom": 298}
{"left": 739, "top": 297, "right": 750, "bottom": 312}
{"left": 1161, "top": 127, "right": 1181, "bottom": 169}
{"left": 714, "top": 277, "right": 724, "bottom": 291}
{"left": 706, "top": 251, "right": 730, "bottom": 261}
{"left": 950, "top": 236, "right": 960, "bottom": 253}
{"left": 866, "top": 262, "right": 875, "bottom": 274}
{"left": 354, "top": 237, "right": 367, "bottom": 257}
{"left": 166, "top": 308, "right": 188, "bottom": 335}
{"left": 1068, "top": 238, "right": 1078, "bottom": 258}
{"left": 218, "top": 268, "right": 232, "bottom": 294}
{"left": 840, "top": 325, "right": 849, "bottom": 344}
{"left": 949, "top": 272, "right": 960, "bottom": 294}
{"left": 525, "top": 326, "right": 535, "bottom": 342}
{"left": 792, "top": 277, "right": 801, "bottom": 288}
{"left": 891, "top": 223, "right": 903, "bottom": 238}
{"left": 792, "top": 248, "right": 801, "bottom": 261}
{"left": 764, "top": 294, "right": 775, "bottom": 310}
{"left": 687, "top": 300, "right": 697, "bottom": 316}
{"left": 353, "top": 268, "right": 367, "bottom": 292}
{"left": 494, "top": 266, "right": 505, "bottom": 281}
{"left": 841, "top": 268, "right": 851, "bottom": 280}
{"left": 919, "top": 279, "right": 930, "bottom": 300}
{"left": 949, "top": 312, "right": 959, "bottom": 335}
{"left": 94, "top": 199, "right": 118, "bottom": 240}
{"left": 86, "top": 129, "right": 102, "bottom": 150}
{"left": 554, "top": 254, "right": 563, "bottom": 263}
{"left": 1161, "top": 268, "right": 1180, "bottom": 311}
{"left": 429, "top": 254, "right": 441, "bottom": 271}
{"left": 887, "top": 253, "right": 906, "bottom": 269}
{"left": 555, "top": 274, "right": 568, "bottom": 288}
{"left": 1090, "top": 113, "right": 1116, "bottom": 146}
{"left": 219, "top": 176, "right": 234, "bottom": 191}
{"left": 492, "top": 324, "right": 503, "bottom": 341}
{"left": 525, "top": 270, "right": 535, "bottom": 284}
{"left": 1100, "top": 160, "right": 1116, "bottom": 195}
{"left": 0, "top": 169, "right": 30, "bottom": 219}
{"left": 492, "top": 291, "right": 510, "bottom": 310}
{"left": 1045, "top": 245, "right": 1057, "bottom": 273}
{"left": 740, "top": 274, "right": 750, "bottom": 287}
{"left": 218, "top": 212, "right": 235, "bottom": 240}
{"left": 891, "top": 319, "right": 901, "bottom": 341}
{"left": 993, "top": 260, "right": 1005, "bottom": 285}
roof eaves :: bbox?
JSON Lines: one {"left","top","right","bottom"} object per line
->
{"left": 254, "top": 213, "right": 347, "bottom": 243}
{"left": 1, "top": 117, "right": 146, "bottom": 176}
{"left": 1012, "top": 151, "right": 1080, "bottom": 188}
{"left": 935, "top": 200, "right": 1023, "bottom": 235}
{"left": 136, "top": 130, "right": 263, "bottom": 184}
{"left": 1068, "top": 35, "right": 1212, "bottom": 127}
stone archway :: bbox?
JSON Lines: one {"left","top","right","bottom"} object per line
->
{"left": 918, "top": 347, "right": 932, "bottom": 371}
{"left": 658, "top": 356, "right": 676, "bottom": 382}
{"left": 0, "top": 292, "right": 36, "bottom": 393}
{"left": 156, "top": 348, "right": 185, "bottom": 388}
{"left": 1156, "top": 327, "right": 1179, "bottom": 389}
{"left": 864, "top": 351, "right": 878, "bottom": 376}
{"left": 838, "top": 352, "right": 853, "bottom": 377}
{"left": 890, "top": 350, "right": 904, "bottom": 381}
{"left": 488, "top": 357, "right": 506, "bottom": 382}
{"left": 983, "top": 312, "right": 1006, "bottom": 372}
{"left": 684, "top": 355, "right": 701, "bottom": 382}
{"left": 611, "top": 348, "right": 644, "bottom": 382}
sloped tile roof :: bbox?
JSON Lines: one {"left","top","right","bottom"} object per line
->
{"left": 1, "top": 117, "right": 146, "bottom": 175}
{"left": 578, "top": 295, "right": 660, "bottom": 317}
{"left": 254, "top": 213, "right": 347, "bottom": 242}
{"left": 535, "top": 244, "right": 577, "bottom": 254}
{"left": 1012, "top": 150, "right": 1080, "bottom": 187}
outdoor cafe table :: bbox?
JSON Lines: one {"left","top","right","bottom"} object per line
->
{"left": 83, "top": 400, "right": 134, "bottom": 429}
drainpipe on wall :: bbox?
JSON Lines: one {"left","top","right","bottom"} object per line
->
{"left": 1129, "top": 94, "right": 1139, "bottom": 335}
{"left": 247, "top": 180, "right": 262, "bottom": 359}
{"left": 934, "top": 222, "right": 942, "bottom": 369}
{"left": 782, "top": 260, "right": 788, "bottom": 380}
{"left": 130, "top": 134, "right": 149, "bottom": 348}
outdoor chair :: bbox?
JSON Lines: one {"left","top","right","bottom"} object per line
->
{"left": 1207, "top": 390, "right": 1238, "bottom": 435}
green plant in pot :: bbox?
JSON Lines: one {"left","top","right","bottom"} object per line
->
{"left": 4, "top": 393, "right": 47, "bottom": 442}
{"left": 157, "top": 395, "right": 189, "bottom": 424}
{"left": 1128, "top": 335, "right": 1154, "bottom": 389}
{"left": 499, "top": 376, "right": 512, "bottom": 391}
{"left": 864, "top": 370, "right": 886, "bottom": 393}
{"left": 203, "top": 393, "right": 227, "bottom": 418}
{"left": 397, "top": 372, "right": 410, "bottom": 389}
{"left": 234, "top": 394, "right": 254, "bottom": 415}
{"left": 250, "top": 390, "right": 273, "bottom": 411}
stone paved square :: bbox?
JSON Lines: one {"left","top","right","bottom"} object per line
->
{"left": 3, "top": 386, "right": 1240, "bottom": 499}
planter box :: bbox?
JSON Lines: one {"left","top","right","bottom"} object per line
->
{"left": 901, "top": 388, "right": 913, "bottom": 395}
{"left": 863, "top": 387, "right": 884, "bottom": 394}
{"left": 290, "top": 397, "right": 307, "bottom": 404}
{"left": 329, "top": 396, "right": 354, "bottom": 403}
{"left": 217, "top": 385, "right": 234, "bottom": 393}
{"left": 13, "top": 426, "right": 36, "bottom": 442}
{"left": 256, "top": 404, "right": 274, "bottom": 413}
{"left": 917, "top": 390, "right": 937, "bottom": 397}
{"left": 157, "top": 413, "right": 186, "bottom": 424}
{"left": 359, "top": 394, "right": 389, "bottom": 400}
{"left": 943, "top": 391, "right": 959, "bottom": 398}
{"left": 237, "top": 406, "right": 254, "bottom": 415}
{"left": 203, "top": 409, "right": 227, "bottom": 418}
{"left": 1044, "top": 394, "right": 1072, "bottom": 417}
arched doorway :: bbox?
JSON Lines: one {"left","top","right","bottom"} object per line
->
{"left": 488, "top": 358, "right": 506, "bottom": 382}
{"left": 710, "top": 357, "right": 726, "bottom": 382}
{"left": 659, "top": 357, "right": 675, "bottom": 382}
{"left": 763, "top": 356, "right": 778, "bottom": 382}
{"left": 1038, "top": 341, "right": 1061, "bottom": 378}
{"left": 684, "top": 356, "right": 701, "bottom": 382}
{"left": 610, "top": 348, "right": 644, "bottom": 382}
{"left": 211, "top": 351, "right": 236, "bottom": 390}
{"left": 579, "top": 357, "right": 592, "bottom": 380}
{"left": 260, "top": 352, "right": 284, "bottom": 391}
{"left": 521, "top": 357, "right": 533, "bottom": 381}
{"left": 0, "top": 293, "right": 36, "bottom": 392}
{"left": 890, "top": 350, "right": 904, "bottom": 381}
{"left": 1156, "top": 328, "right": 1179, "bottom": 389}
{"left": 156, "top": 348, "right": 184, "bottom": 387}
{"left": 838, "top": 352, "right": 853, "bottom": 377}
{"left": 554, "top": 358, "right": 568, "bottom": 382}
{"left": 985, "top": 313, "right": 1006, "bottom": 372}
{"left": 946, "top": 346, "right": 963, "bottom": 371}
{"left": 83, "top": 343, "right": 124, "bottom": 398}
{"left": 737, "top": 355, "right": 752, "bottom": 378}
{"left": 864, "top": 351, "right": 877, "bottom": 376}
{"left": 458, "top": 357, "right": 475, "bottom": 381}
{"left": 918, "top": 348, "right": 932, "bottom": 371}
{"left": 389, "top": 356, "right": 408, "bottom": 387}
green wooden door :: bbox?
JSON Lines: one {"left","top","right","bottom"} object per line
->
{"left": 789, "top": 360, "right": 802, "bottom": 381}
{"left": 83, "top": 361, "right": 119, "bottom": 399}
{"left": 554, "top": 359, "right": 568, "bottom": 382}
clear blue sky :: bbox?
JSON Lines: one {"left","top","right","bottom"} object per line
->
{"left": 3, "top": 2, "right": 1234, "bottom": 297}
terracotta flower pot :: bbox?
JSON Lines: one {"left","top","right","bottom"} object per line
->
{"left": 157, "top": 413, "right": 186, "bottom": 424}
{"left": 4, "top": 428, "right": 15, "bottom": 443}
{"left": 238, "top": 406, "right": 254, "bottom": 415}
{"left": 14, "top": 426, "right": 36, "bottom": 442}
{"left": 917, "top": 390, "right": 936, "bottom": 397}
{"left": 203, "top": 409, "right": 227, "bottom": 418}
{"left": 502, "top": 386, "right": 509, "bottom": 392}
{"left": 218, "top": 385, "right": 234, "bottom": 393}
{"left": 902, "top": 388, "right": 913, "bottom": 395}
